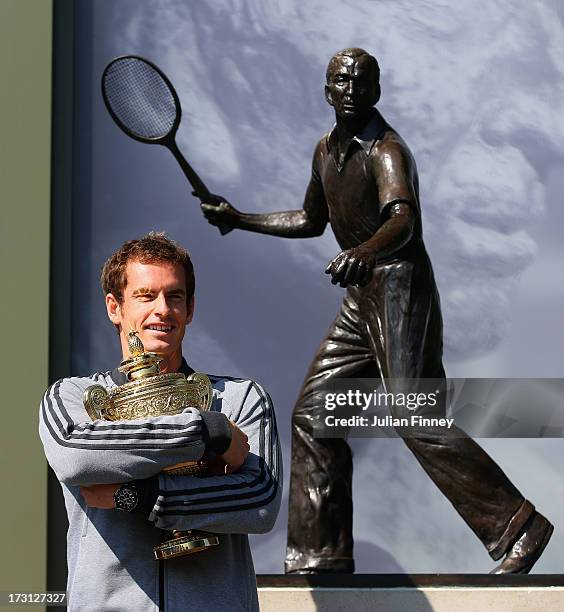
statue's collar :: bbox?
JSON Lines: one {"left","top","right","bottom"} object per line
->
{"left": 327, "top": 108, "right": 388, "bottom": 169}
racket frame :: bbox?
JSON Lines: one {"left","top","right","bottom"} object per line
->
{"left": 101, "top": 54, "right": 232, "bottom": 234}
{"left": 101, "top": 54, "right": 182, "bottom": 146}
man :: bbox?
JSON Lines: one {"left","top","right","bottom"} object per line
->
{"left": 39, "top": 232, "right": 281, "bottom": 611}
{"left": 200, "top": 48, "right": 552, "bottom": 574}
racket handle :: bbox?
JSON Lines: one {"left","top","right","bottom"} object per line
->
{"left": 168, "top": 144, "right": 234, "bottom": 236}
{"left": 168, "top": 140, "right": 214, "bottom": 202}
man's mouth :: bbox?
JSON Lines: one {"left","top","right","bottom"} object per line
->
{"left": 146, "top": 324, "right": 174, "bottom": 333}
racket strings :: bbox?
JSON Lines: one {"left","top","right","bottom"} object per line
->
{"left": 104, "top": 58, "right": 177, "bottom": 140}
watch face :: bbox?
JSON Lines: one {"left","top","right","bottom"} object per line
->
{"left": 115, "top": 483, "right": 138, "bottom": 512}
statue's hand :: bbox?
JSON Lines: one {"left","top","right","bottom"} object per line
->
{"left": 199, "top": 193, "right": 241, "bottom": 232}
{"left": 325, "top": 247, "right": 376, "bottom": 288}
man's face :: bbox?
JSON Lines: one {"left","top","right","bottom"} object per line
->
{"left": 325, "top": 55, "right": 379, "bottom": 120}
{"left": 106, "top": 260, "right": 193, "bottom": 361}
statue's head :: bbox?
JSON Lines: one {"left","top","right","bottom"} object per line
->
{"left": 325, "top": 48, "right": 381, "bottom": 120}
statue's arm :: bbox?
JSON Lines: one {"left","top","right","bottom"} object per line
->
{"left": 200, "top": 145, "right": 329, "bottom": 238}
{"left": 325, "top": 203, "right": 414, "bottom": 287}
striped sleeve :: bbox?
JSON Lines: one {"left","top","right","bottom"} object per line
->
{"left": 148, "top": 380, "right": 282, "bottom": 534}
{"left": 39, "top": 377, "right": 208, "bottom": 486}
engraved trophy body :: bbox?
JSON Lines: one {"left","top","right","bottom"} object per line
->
{"left": 83, "top": 331, "right": 219, "bottom": 560}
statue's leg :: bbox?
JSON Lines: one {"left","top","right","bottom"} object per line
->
{"left": 285, "top": 293, "right": 378, "bottom": 574}
{"left": 360, "top": 259, "right": 535, "bottom": 561}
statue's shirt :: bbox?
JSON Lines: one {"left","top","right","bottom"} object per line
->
{"left": 310, "top": 109, "right": 423, "bottom": 256}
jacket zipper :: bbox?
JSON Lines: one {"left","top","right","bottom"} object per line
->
{"left": 159, "top": 560, "right": 165, "bottom": 612}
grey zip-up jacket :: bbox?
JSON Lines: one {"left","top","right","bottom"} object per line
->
{"left": 39, "top": 363, "right": 282, "bottom": 611}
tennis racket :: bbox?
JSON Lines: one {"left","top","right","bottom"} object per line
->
{"left": 101, "top": 55, "right": 232, "bottom": 235}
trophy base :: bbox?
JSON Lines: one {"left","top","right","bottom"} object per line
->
{"left": 153, "top": 530, "right": 220, "bottom": 560}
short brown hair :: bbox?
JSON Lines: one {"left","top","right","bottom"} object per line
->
{"left": 101, "top": 232, "right": 195, "bottom": 303}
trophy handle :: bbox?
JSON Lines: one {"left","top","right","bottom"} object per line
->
{"left": 186, "top": 373, "right": 213, "bottom": 411}
{"left": 83, "top": 384, "right": 110, "bottom": 420}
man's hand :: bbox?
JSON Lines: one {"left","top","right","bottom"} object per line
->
{"left": 325, "top": 246, "right": 376, "bottom": 287}
{"left": 219, "top": 420, "right": 250, "bottom": 473}
{"left": 199, "top": 193, "right": 241, "bottom": 232}
{"left": 80, "top": 483, "right": 119, "bottom": 509}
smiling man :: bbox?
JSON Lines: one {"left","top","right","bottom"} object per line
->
{"left": 200, "top": 48, "right": 553, "bottom": 575}
{"left": 39, "top": 232, "right": 281, "bottom": 611}
{"left": 103, "top": 248, "right": 195, "bottom": 374}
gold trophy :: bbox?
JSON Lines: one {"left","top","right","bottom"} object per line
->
{"left": 83, "top": 330, "right": 220, "bottom": 560}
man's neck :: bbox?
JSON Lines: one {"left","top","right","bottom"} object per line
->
{"left": 334, "top": 109, "right": 374, "bottom": 162}
{"left": 158, "top": 351, "right": 183, "bottom": 373}
{"left": 335, "top": 110, "right": 373, "bottom": 140}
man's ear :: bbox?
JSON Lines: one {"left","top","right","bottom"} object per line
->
{"left": 373, "top": 83, "right": 381, "bottom": 105}
{"left": 186, "top": 296, "right": 195, "bottom": 326}
{"left": 324, "top": 84, "right": 334, "bottom": 107}
{"left": 106, "top": 293, "right": 121, "bottom": 328}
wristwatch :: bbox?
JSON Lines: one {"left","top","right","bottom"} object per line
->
{"left": 113, "top": 482, "right": 139, "bottom": 512}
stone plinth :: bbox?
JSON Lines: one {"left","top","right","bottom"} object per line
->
{"left": 258, "top": 575, "right": 564, "bottom": 612}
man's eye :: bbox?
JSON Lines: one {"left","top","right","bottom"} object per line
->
{"left": 137, "top": 294, "right": 154, "bottom": 301}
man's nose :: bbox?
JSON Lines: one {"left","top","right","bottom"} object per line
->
{"left": 154, "top": 294, "right": 171, "bottom": 315}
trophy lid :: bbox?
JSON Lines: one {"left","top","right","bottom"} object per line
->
{"left": 118, "top": 330, "right": 162, "bottom": 381}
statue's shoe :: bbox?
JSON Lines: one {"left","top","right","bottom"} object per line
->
{"left": 490, "top": 512, "right": 553, "bottom": 574}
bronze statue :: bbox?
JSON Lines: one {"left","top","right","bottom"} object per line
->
{"left": 200, "top": 48, "right": 552, "bottom": 574}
